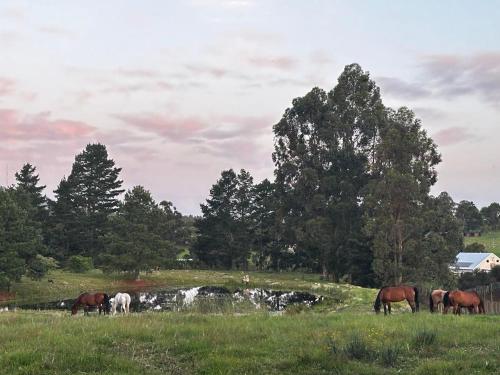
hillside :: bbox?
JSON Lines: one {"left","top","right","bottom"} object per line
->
{"left": 6, "top": 269, "right": 377, "bottom": 313}
{"left": 464, "top": 231, "right": 500, "bottom": 256}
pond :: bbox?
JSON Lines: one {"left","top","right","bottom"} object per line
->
{"left": 13, "top": 286, "right": 323, "bottom": 314}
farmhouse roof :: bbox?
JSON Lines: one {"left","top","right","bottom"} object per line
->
{"left": 453, "top": 252, "right": 494, "bottom": 271}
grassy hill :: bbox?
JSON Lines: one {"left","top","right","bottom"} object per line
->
{"left": 464, "top": 230, "right": 500, "bottom": 256}
{"left": 7, "top": 269, "right": 377, "bottom": 312}
{"left": 0, "top": 310, "right": 498, "bottom": 374}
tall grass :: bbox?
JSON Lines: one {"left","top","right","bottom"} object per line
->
{"left": 0, "top": 311, "right": 498, "bottom": 374}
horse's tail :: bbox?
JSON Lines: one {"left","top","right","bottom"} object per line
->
{"left": 443, "top": 291, "right": 450, "bottom": 307}
{"left": 413, "top": 287, "right": 420, "bottom": 312}
{"left": 429, "top": 292, "right": 434, "bottom": 313}
{"left": 374, "top": 288, "right": 383, "bottom": 313}
{"left": 103, "top": 293, "right": 111, "bottom": 313}
{"left": 478, "top": 295, "right": 486, "bottom": 314}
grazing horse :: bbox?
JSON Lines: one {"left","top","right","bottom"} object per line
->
{"left": 443, "top": 290, "right": 485, "bottom": 315}
{"left": 71, "top": 292, "right": 111, "bottom": 316}
{"left": 111, "top": 292, "right": 131, "bottom": 315}
{"left": 374, "top": 285, "right": 419, "bottom": 315}
{"left": 429, "top": 289, "right": 447, "bottom": 313}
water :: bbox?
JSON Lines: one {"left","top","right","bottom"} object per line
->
{"left": 13, "top": 286, "right": 323, "bottom": 313}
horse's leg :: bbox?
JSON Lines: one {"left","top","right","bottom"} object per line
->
{"left": 388, "top": 303, "right": 392, "bottom": 315}
{"left": 383, "top": 303, "right": 387, "bottom": 316}
{"left": 408, "top": 299, "right": 416, "bottom": 313}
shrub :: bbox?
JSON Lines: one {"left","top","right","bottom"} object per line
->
{"left": 379, "top": 345, "right": 401, "bottom": 367}
{"left": 67, "top": 256, "right": 93, "bottom": 273}
{"left": 413, "top": 329, "right": 436, "bottom": 349}
{"left": 343, "top": 335, "right": 371, "bottom": 361}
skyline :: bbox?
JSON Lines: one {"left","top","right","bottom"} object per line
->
{"left": 1, "top": 1, "right": 500, "bottom": 214}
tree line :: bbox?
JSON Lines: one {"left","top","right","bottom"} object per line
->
{"left": 1, "top": 63, "right": 486, "bottom": 290}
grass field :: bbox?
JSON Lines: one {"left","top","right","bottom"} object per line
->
{"left": 464, "top": 230, "right": 500, "bottom": 256}
{"left": 0, "top": 310, "right": 498, "bottom": 375}
{"left": 8, "top": 269, "right": 377, "bottom": 312}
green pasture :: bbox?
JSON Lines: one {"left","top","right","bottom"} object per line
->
{"left": 0, "top": 310, "right": 498, "bottom": 375}
{"left": 9, "top": 269, "right": 377, "bottom": 311}
{"left": 464, "top": 230, "right": 500, "bottom": 256}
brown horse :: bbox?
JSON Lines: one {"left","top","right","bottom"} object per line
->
{"left": 429, "top": 289, "right": 447, "bottom": 313}
{"left": 71, "top": 293, "right": 111, "bottom": 315}
{"left": 374, "top": 285, "right": 419, "bottom": 315}
{"left": 443, "top": 290, "right": 485, "bottom": 315}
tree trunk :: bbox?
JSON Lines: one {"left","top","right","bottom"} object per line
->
{"left": 134, "top": 269, "right": 140, "bottom": 280}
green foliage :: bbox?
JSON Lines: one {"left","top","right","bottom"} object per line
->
{"left": 364, "top": 107, "right": 442, "bottom": 285}
{"left": 464, "top": 242, "right": 487, "bottom": 252}
{"left": 273, "top": 64, "right": 382, "bottom": 281}
{"left": 0, "top": 188, "right": 47, "bottom": 290}
{"left": 67, "top": 255, "right": 93, "bottom": 273}
{"left": 458, "top": 269, "right": 496, "bottom": 289}
{"left": 99, "top": 186, "right": 181, "bottom": 278}
{"left": 480, "top": 202, "right": 500, "bottom": 230}
{"left": 48, "top": 143, "right": 124, "bottom": 261}
{"left": 456, "top": 200, "right": 483, "bottom": 232}
{"left": 194, "top": 169, "right": 257, "bottom": 269}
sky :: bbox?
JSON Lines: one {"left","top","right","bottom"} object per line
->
{"left": 1, "top": 0, "right": 500, "bottom": 214}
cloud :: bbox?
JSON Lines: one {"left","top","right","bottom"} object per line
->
{"left": 433, "top": 126, "right": 476, "bottom": 147}
{"left": 191, "top": 0, "right": 256, "bottom": 8}
{"left": 419, "top": 52, "right": 500, "bottom": 106}
{"left": 116, "top": 69, "right": 162, "bottom": 79}
{"left": 309, "top": 50, "right": 334, "bottom": 66}
{"left": 37, "top": 26, "right": 75, "bottom": 38}
{"left": 0, "top": 109, "right": 95, "bottom": 142}
{"left": 114, "top": 112, "right": 272, "bottom": 143}
{"left": 113, "top": 113, "right": 207, "bottom": 142}
{"left": 0, "top": 77, "right": 15, "bottom": 96}
{"left": 377, "top": 76, "right": 432, "bottom": 99}
{"left": 247, "top": 55, "right": 297, "bottom": 70}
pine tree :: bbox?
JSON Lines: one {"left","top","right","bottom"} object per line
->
{"left": 0, "top": 188, "right": 47, "bottom": 289}
{"left": 15, "top": 163, "right": 47, "bottom": 218}
{"left": 49, "top": 144, "right": 124, "bottom": 261}
{"left": 100, "top": 186, "right": 177, "bottom": 279}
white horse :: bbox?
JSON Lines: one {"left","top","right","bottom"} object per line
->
{"left": 111, "top": 292, "right": 131, "bottom": 315}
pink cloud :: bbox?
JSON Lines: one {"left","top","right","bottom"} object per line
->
{"left": 114, "top": 112, "right": 273, "bottom": 143}
{"left": 433, "top": 126, "right": 475, "bottom": 147}
{"left": 114, "top": 113, "right": 207, "bottom": 141}
{"left": 0, "top": 77, "right": 15, "bottom": 96}
{"left": 0, "top": 109, "right": 95, "bottom": 142}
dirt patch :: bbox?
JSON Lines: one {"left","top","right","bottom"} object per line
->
{"left": 0, "top": 292, "right": 15, "bottom": 302}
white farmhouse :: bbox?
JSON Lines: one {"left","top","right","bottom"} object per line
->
{"left": 452, "top": 252, "right": 500, "bottom": 274}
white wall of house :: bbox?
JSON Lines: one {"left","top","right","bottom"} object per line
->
{"left": 477, "top": 254, "right": 500, "bottom": 271}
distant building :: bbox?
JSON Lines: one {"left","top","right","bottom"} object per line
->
{"left": 451, "top": 252, "right": 500, "bottom": 273}
{"left": 463, "top": 229, "right": 482, "bottom": 237}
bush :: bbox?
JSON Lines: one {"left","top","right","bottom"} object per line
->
{"left": 67, "top": 256, "right": 93, "bottom": 273}
{"left": 343, "top": 335, "right": 371, "bottom": 361}
{"left": 413, "top": 329, "right": 436, "bottom": 349}
{"left": 379, "top": 345, "right": 401, "bottom": 367}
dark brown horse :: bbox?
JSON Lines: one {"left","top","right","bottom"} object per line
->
{"left": 71, "top": 293, "right": 111, "bottom": 315}
{"left": 443, "top": 290, "right": 485, "bottom": 315}
{"left": 374, "top": 285, "right": 419, "bottom": 315}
